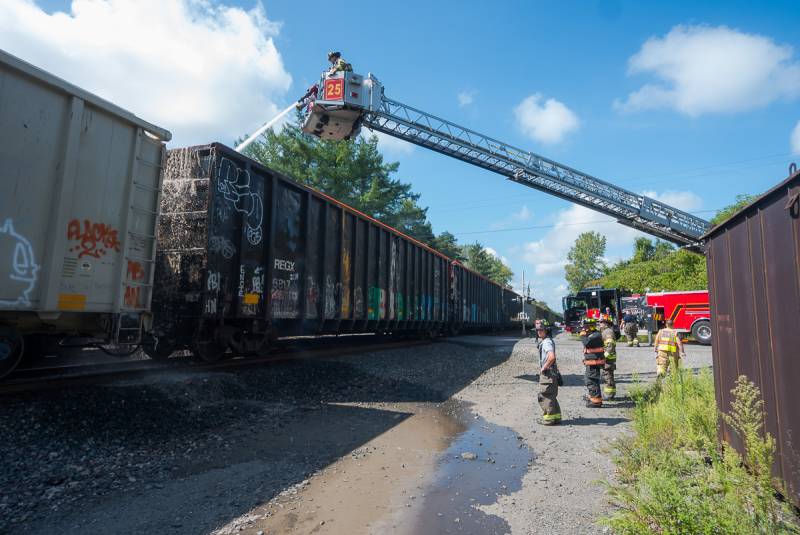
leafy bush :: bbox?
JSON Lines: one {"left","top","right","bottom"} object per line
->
{"left": 603, "top": 372, "right": 799, "bottom": 534}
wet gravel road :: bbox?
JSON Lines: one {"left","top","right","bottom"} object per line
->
{"left": 1, "top": 333, "right": 712, "bottom": 534}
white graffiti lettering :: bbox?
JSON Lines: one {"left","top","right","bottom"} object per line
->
{"left": 209, "top": 236, "right": 235, "bottom": 259}
{"left": 205, "top": 297, "right": 218, "bottom": 314}
{"left": 207, "top": 271, "right": 221, "bottom": 292}
{"left": 274, "top": 258, "right": 295, "bottom": 272}
{"left": 252, "top": 267, "right": 264, "bottom": 294}
{"left": 217, "top": 158, "right": 264, "bottom": 246}
{"left": 0, "top": 219, "right": 39, "bottom": 307}
{"left": 238, "top": 265, "right": 246, "bottom": 297}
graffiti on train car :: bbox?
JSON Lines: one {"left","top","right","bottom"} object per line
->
{"left": 389, "top": 241, "right": 397, "bottom": 320}
{"left": 209, "top": 235, "right": 235, "bottom": 259}
{"left": 341, "top": 247, "right": 351, "bottom": 317}
{"left": 67, "top": 218, "right": 122, "bottom": 259}
{"left": 124, "top": 260, "right": 145, "bottom": 307}
{"left": 367, "top": 287, "right": 386, "bottom": 320}
{"left": 0, "top": 218, "right": 39, "bottom": 307}
{"left": 306, "top": 276, "right": 320, "bottom": 317}
{"left": 216, "top": 158, "right": 263, "bottom": 246}
{"left": 204, "top": 270, "right": 221, "bottom": 315}
{"left": 353, "top": 286, "right": 364, "bottom": 318}
{"left": 272, "top": 258, "right": 300, "bottom": 318}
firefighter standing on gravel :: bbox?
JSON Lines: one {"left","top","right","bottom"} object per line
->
{"left": 622, "top": 311, "right": 640, "bottom": 347}
{"left": 599, "top": 318, "right": 617, "bottom": 400}
{"left": 580, "top": 318, "right": 605, "bottom": 408}
{"left": 655, "top": 319, "right": 686, "bottom": 377}
{"left": 536, "top": 320, "right": 561, "bottom": 425}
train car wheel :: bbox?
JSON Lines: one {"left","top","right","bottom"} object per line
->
{"left": 191, "top": 339, "right": 228, "bottom": 363}
{"left": 142, "top": 334, "right": 175, "bottom": 360}
{"left": 0, "top": 327, "right": 24, "bottom": 379}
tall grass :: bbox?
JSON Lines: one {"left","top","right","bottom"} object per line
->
{"left": 603, "top": 370, "right": 799, "bottom": 534}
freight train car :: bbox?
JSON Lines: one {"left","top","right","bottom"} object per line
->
{"left": 0, "top": 50, "right": 171, "bottom": 377}
{"left": 145, "top": 144, "right": 512, "bottom": 361}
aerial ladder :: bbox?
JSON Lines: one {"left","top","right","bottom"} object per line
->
{"left": 249, "top": 70, "right": 711, "bottom": 250}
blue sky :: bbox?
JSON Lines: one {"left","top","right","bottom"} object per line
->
{"left": 6, "top": 0, "right": 800, "bottom": 309}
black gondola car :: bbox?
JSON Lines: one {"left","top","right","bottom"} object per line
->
{"left": 146, "top": 144, "right": 511, "bottom": 361}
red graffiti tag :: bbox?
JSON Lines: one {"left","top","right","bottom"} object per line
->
{"left": 124, "top": 260, "right": 145, "bottom": 307}
{"left": 67, "top": 219, "right": 122, "bottom": 258}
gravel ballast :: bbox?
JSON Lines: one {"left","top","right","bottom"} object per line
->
{"left": 2, "top": 333, "right": 712, "bottom": 534}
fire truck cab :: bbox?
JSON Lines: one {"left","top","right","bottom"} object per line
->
{"left": 646, "top": 290, "right": 711, "bottom": 345}
{"left": 562, "top": 286, "right": 625, "bottom": 335}
{"left": 300, "top": 71, "right": 383, "bottom": 141}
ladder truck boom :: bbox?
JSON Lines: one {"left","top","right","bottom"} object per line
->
{"left": 296, "top": 70, "right": 710, "bottom": 249}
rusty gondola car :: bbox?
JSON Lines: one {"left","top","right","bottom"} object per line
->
{"left": 704, "top": 166, "right": 800, "bottom": 507}
{"left": 146, "top": 144, "right": 514, "bottom": 361}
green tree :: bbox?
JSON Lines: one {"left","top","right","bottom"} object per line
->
{"left": 430, "top": 231, "right": 464, "bottom": 261}
{"left": 564, "top": 232, "right": 607, "bottom": 293}
{"left": 598, "top": 237, "right": 705, "bottom": 293}
{"left": 461, "top": 242, "right": 514, "bottom": 286}
{"left": 710, "top": 194, "right": 758, "bottom": 225}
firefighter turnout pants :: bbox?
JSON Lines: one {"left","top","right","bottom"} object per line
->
{"left": 602, "top": 360, "right": 616, "bottom": 399}
{"left": 624, "top": 323, "right": 639, "bottom": 346}
{"left": 656, "top": 352, "right": 681, "bottom": 377}
{"left": 584, "top": 362, "right": 604, "bottom": 407}
{"left": 538, "top": 369, "right": 561, "bottom": 424}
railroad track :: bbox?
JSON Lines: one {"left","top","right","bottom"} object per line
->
{"left": 0, "top": 335, "right": 435, "bottom": 396}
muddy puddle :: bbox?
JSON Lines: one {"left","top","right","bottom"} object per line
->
{"left": 224, "top": 400, "right": 532, "bottom": 535}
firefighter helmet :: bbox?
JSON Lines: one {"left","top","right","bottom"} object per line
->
{"left": 582, "top": 317, "right": 598, "bottom": 329}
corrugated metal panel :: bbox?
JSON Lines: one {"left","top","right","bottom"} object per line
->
{"left": 705, "top": 168, "right": 800, "bottom": 506}
{"left": 159, "top": 143, "right": 506, "bottom": 346}
{"left": 0, "top": 49, "right": 169, "bottom": 348}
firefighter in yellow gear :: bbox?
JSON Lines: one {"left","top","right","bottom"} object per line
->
{"left": 327, "top": 51, "right": 353, "bottom": 75}
{"left": 599, "top": 318, "right": 617, "bottom": 400}
{"left": 655, "top": 319, "right": 686, "bottom": 377}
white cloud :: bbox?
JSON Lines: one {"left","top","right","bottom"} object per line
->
{"left": 457, "top": 90, "right": 476, "bottom": 107}
{"left": 367, "top": 130, "right": 415, "bottom": 155}
{"left": 514, "top": 94, "right": 580, "bottom": 144}
{"left": 514, "top": 205, "right": 532, "bottom": 221}
{"left": 792, "top": 121, "right": 800, "bottom": 155}
{"left": 615, "top": 25, "right": 800, "bottom": 116}
{"left": 484, "top": 247, "right": 509, "bottom": 266}
{"left": 490, "top": 205, "right": 533, "bottom": 229}
{"left": 641, "top": 190, "right": 703, "bottom": 211}
{"left": 0, "top": 0, "right": 292, "bottom": 146}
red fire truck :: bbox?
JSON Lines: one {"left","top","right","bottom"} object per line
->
{"left": 621, "top": 290, "right": 711, "bottom": 345}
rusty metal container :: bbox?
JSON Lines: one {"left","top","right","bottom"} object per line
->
{"left": 152, "top": 143, "right": 463, "bottom": 360}
{"left": 704, "top": 167, "right": 800, "bottom": 506}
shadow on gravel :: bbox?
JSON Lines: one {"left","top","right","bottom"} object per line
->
{"left": 565, "top": 416, "right": 629, "bottom": 426}
{"left": 514, "top": 373, "right": 586, "bottom": 387}
{"left": 5, "top": 339, "right": 515, "bottom": 535}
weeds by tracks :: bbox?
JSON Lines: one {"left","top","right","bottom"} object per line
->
{"left": 603, "top": 369, "right": 799, "bottom": 534}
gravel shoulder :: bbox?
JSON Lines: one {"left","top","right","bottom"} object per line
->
{"left": 2, "top": 333, "right": 712, "bottom": 534}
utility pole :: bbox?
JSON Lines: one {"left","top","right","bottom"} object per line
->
{"left": 521, "top": 270, "right": 526, "bottom": 336}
